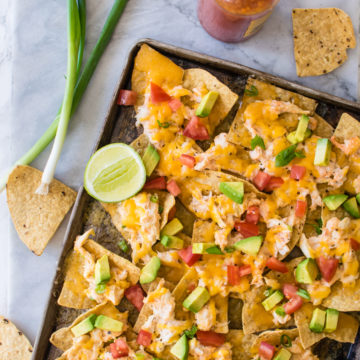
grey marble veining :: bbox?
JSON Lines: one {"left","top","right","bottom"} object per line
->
{"left": 3, "top": 0, "right": 360, "bottom": 344}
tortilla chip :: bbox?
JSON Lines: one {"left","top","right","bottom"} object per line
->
{"left": 295, "top": 303, "right": 359, "bottom": 348}
{"left": 58, "top": 229, "right": 140, "bottom": 309}
{"left": 130, "top": 133, "right": 151, "bottom": 157}
{"left": 6, "top": 165, "right": 76, "bottom": 255}
{"left": 334, "top": 113, "right": 360, "bottom": 141}
{"left": 213, "top": 294, "right": 229, "bottom": 333}
{"left": 50, "top": 302, "right": 127, "bottom": 352}
{"left": 323, "top": 279, "right": 360, "bottom": 311}
{"left": 0, "top": 316, "right": 33, "bottom": 360}
{"left": 183, "top": 68, "right": 238, "bottom": 134}
{"left": 292, "top": 8, "right": 356, "bottom": 77}
{"left": 173, "top": 200, "right": 196, "bottom": 237}
{"left": 131, "top": 44, "right": 184, "bottom": 107}
{"left": 227, "top": 330, "right": 256, "bottom": 360}
{"left": 192, "top": 219, "right": 219, "bottom": 243}
{"left": 228, "top": 78, "right": 317, "bottom": 148}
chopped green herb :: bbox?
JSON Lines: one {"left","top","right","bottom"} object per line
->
{"left": 157, "top": 120, "right": 170, "bottom": 128}
{"left": 150, "top": 195, "right": 158, "bottom": 203}
{"left": 122, "top": 225, "right": 126, "bottom": 229}
{"left": 244, "top": 85, "right": 259, "bottom": 97}
{"left": 297, "top": 288, "right": 311, "bottom": 300}
{"left": 295, "top": 151, "right": 306, "bottom": 158}
{"left": 184, "top": 325, "right": 198, "bottom": 339}
{"left": 224, "top": 246, "right": 235, "bottom": 253}
{"left": 206, "top": 246, "right": 224, "bottom": 255}
{"left": 251, "top": 135, "right": 265, "bottom": 150}
{"left": 264, "top": 288, "right": 275, "bottom": 297}
{"left": 158, "top": 206, "right": 164, "bottom": 214}
{"left": 275, "top": 306, "right": 286, "bottom": 317}
{"left": 280, "top": 334, "right": 292, "bottom": 347}
{"left": 95, "top": 283, "right": 106, "bottom": 294}
{"left": 308, "top": 219, "right": 322, "bottom": 235}
{"left": 275, "top": 144, "right": 298, "bottom": 167}
{"left": 118, "top": 240, "right": 129, "bottom": 253}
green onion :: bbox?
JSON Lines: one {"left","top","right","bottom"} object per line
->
{"left": 95, "top": 283, "right": 107, "bottom": 294}
{"left": 150, "top": 195, "right": 159, "bottom": 203}
{"left": 275, "top": 144, "right": 298, "bottom": 167}
{"left": 275, "top": 306, "right": 286, "bottom": 317}
{"left": 0, "top": 0, "right": 129, "bottom": 193}
{"left": 264, "top": 288, "right": 275, "bottom": 297}
{"left": 184, "top": 325, "right": 198, "bottom": 339}
{"left": 118, "top": 239, "right": 129, "bottom": 253}
{"left": 297, "top": 288, "right": 310, "bottom": 300}
{"left": 157, "top": 120, "right": 170, "bottom": 128}
{"left": 280, "top": 334, "right": 292, "bottom": 347}
{"left": 36, "top": 0, "right": 81, "bottom": 194}
{"left": 244, "top": 85, "right": 259, "bottom": 97}
{"left": 251, "top": 135, "right": 265, "bottom": 150}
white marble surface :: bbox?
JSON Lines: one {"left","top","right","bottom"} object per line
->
{"left": 0, "top": 0, "right": 359, "bottom": 347}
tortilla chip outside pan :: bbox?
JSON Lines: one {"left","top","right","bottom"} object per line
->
{"left": 50, "top": 302, "right": 127, "bottom": 352}
{"left": 0, "top": 316, "right": 33, "bottom": 360}
{"left": 6, "top": 165, "right": 77, "bottom": 255}
{"left": 292, "top": 8, "right": 356, "bottom": 77}
{"left": 58, "top": 229, "right": 140, "bottom": 309}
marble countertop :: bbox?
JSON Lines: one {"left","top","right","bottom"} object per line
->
{"left": 0, "top": 0, "right": 359, "bottom": 347}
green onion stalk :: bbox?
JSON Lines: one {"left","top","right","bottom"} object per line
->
{"left": 0, "top": 0, "right": 128, "bottom": 193}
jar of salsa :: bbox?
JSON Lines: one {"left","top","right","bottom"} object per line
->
{"left": 197, "top": 0, "right": 280, "bottom": 43}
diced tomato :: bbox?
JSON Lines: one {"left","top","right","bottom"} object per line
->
{"left": 234, "top": 221, "right": 259, "bottom": 237}
{"left": 117, "top": 90, "right": 137, "bottom": 106}
{"left": 253, "top": 171, "right": 272, "bottom": 191}
{"left": 197, "top": 331, "right": 226, "bottom": 347}
{"left": 110, "top": 339, "right": 129, "bottom": 358}
{"left": 351, "top": 238, "right": 360, "bottom": 251}
{"left": 178, "top": 246, "right": 201, "bottom": 266}
{"left": 124, "top": 285, "right": 145, "bottom": 311}
{"left": 143, "top": 176, "right": 166, "bottom": 190}
{"left": 266, "top": 257, "right": 288, "bottom": 273}
{"left": 168, "top": 206, "right": 177, "bottom": 221}
{"left": 137, "top": 330, "right": 152, "bottom": 347}
{"left": 245, "top": 205, "right": 260, "bottom": 224}
{"left": 167, "top": 179, "right": 181, "bottom": 196}
{"left": 290, "top": 165, "right": 306, "bottom": 180}
{"left": 264, "top": 176, "right": 284, "bottom": 192}
{"left": 283, "top": 295, "right": 303, "bottom": 315}
{"left": 168, "top": 98, "right": 182, "bottom": 112}
{"left": 227, "top": 265, "right": 252, "bottom": 286}
{"left": 295, "top": 200, "right": 307, "bottom": 218}
{"left": 183, "top": 116, "right": 210, "bottom": 141}
{"left": 179, "top": 154, "right": 196, "bottom": 168}
{"left": 150, "top": 82, "right": 171, "bottom": 103}
{"left": 316, "top": 256, "right": 339, "bottom": 282}
{"left": 258, "top": 341, "right": 276, "bottom": 360}
{"left": 282, "top": 283, "right": 298, "bottom": 299}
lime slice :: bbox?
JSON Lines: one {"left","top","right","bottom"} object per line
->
{"left": 84, "top": 143, "right": 146, "bottom": 202}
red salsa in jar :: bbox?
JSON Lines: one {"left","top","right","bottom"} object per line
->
{"left": 198, "top": 0, "right": 280, "bottom": 43}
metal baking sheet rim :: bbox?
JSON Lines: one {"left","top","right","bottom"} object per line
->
{"left": 32, "top": 38, "right": 360, "bottom": 360}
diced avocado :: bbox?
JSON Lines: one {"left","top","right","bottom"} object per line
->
{"left": 323, "top": 194, "right": 348, "bottom": 211}
{"left": 135, "top": 354, "right": 145, "bottom": 360}
{"left": 357, "top": 193, "right": 360, "bottom": 205}
{"left": 94, "top": 255, "right": 111, "bottom": 285}
{"left": 160, "top": 235, "right": 184, "bottom": 249}
{"left": 142, "top": 145, "right": 160, "bottom": 176}
{"left": 94, "top": 315, "right": 123, "bottom": 332}
{"left": 343, "top": 197, "right": 360, "bottom": 218}
{"left": 262, "top": 290, "right": 284, "bottom": 311}
{"left": 170, "top": 334, "right": 189, "bottom": 360}
{"left": 219, "top": 181, "right": 244, "bottom": 204}
{"left": 295, "top": 115, "right": 310, "bottom": 143}
{"left": 324, "top": 308, "right": 339, "bottom": 333}
{"left": 140, "top": 256, "right": 161, "bottom": 284}
{"left": 195, "top": 91, "right": 219, "bottom": 118}
{"left": 161, "top": 218, "right": 184, "bottom": 236}
{"left": 314, "top": 138, "right": 332, "bottom": 166}
{"left": 273, "top": 348, "right": 292, "bottom": 360}
{"left": 309, "top": 308, "right": 326, "bottom": 333}
{"left": 183, "top": 286, "right": 210, "bottom": 313}
{"left": 192, "top": 242, "right": 216, "bottom": 254}
{"left": 234, "top": 236, "right": 263, "bottom": 256}
{"left": 71, "top": 314, "right": 97, "bottom": 337}
{"left": 287, "top": 129, "right": 312, "bottom": 144}
{"left": 295, "top": 258, "right": 319, "bottom": 284}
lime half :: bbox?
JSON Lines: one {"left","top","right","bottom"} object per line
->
{"left": 84, "top": 143, "right": 146, "bottom": 203}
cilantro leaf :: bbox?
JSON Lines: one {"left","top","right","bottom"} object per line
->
{"left": 244, "top": 85, "right": 259, "bottom": 97}
{"left": 184, "top": 325, "right": 198, "bottom": 339}
{"left": 251, "top": 135, "right": 265, "bottom": 150}
{"left": 275, "top": 144, "right": 298, "bottom": 167}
